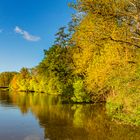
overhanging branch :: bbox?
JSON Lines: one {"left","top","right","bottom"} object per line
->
{"left": 109, "top": 36, "right": 140, "bottom": 48}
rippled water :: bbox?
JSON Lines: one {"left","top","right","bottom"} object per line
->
{"left": 0, "top": 90, "right": 140, "bottom": 140}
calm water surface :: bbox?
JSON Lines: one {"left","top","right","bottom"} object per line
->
{"left": 0, "top": 90, "right": 140, "bottom": 140}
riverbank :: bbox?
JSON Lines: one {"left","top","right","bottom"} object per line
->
{"left": 11, "top": 88, "right": 140, "bottom": 126}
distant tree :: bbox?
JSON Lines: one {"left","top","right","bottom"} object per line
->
{"left": 10, "top": 68, "right": 31, "bottom": 91}
{"left": 0, "top": 72, "right": 18, "bottom": 87}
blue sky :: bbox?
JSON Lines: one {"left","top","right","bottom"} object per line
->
{"left": 0, "top": 0, "right": 75, "bottom": 72}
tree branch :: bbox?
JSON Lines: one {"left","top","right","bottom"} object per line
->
{"left": 109, "top": 36, "right": 140, "bottom": 48}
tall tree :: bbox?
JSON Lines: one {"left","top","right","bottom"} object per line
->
{"left": 54, "top": 27, "right": 69, "bottom": 47}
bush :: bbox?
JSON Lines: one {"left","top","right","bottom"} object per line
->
{"left": 71, "top": 78, "right": 90, "bottom": 103}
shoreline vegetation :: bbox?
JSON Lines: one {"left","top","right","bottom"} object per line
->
{"left": 1, "top": 0, "right": 140, "bottom": 126}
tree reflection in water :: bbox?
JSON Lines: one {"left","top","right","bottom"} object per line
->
{"left": 0, "top": 90, "right": 140, "bottom": 140}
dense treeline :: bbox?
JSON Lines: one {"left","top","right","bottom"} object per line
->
{"left": 0, "top": 72, "right": 17, "bottom": 87}
{"left": 7, "top": 0, "right": 140, "bottom": 125}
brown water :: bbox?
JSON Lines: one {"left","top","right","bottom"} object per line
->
{"left": 0, "top": 90, "right": 140, "bottom": 140}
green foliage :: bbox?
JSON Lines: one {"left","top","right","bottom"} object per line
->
{"left": 106, "top": 61, "right": 140, "bottom": 125}
{"left": 55, "top": 27, "right": 69, "bottom": 47}
{"left": 71, "top": 78, "right": 90, "bottom": 103}
{"left": 106, "top": 91, "right": 140, "bottom": 126}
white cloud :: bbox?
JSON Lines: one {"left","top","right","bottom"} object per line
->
{"left": 14, "top": 26, "right": 40, "bottom": 42}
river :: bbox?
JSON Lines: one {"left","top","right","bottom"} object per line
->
{"left": 0, "top": 90, "right": 140, "bottom": 140}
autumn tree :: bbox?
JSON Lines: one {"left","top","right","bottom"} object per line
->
{"left": 0, "top": 72, "right": 17, "bottom": 87}
{"left": 69, "top": 0, "right": 140, "bottom": 124}
{"left": 10, "top": 68, "right": 31, "bottom": 92}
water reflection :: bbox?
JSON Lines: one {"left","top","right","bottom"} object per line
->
{"left": 0, "top": 90, "right": 140, "bottom": 140}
